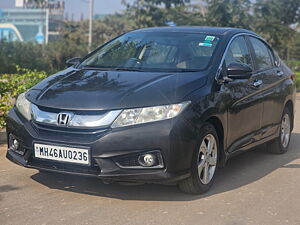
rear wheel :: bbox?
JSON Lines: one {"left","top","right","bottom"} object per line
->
{"left": 178, "top": 123, "right": 219, "bottom": 194}
{"left": 267, "top": 107, "right": 292, "bottom": 154}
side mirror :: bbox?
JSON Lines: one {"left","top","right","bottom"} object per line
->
{"left": 226, "top": 62, "right": 252, "bottom": 79}
{"left": 66, "top": 57, "right": 81, "bottom": 67}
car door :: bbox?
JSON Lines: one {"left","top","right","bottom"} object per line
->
{"left": 222, "top": 35, "right": 263, "bottom": 152}
{"left": 247, "top": 36, "right": 286, "bottom": 139}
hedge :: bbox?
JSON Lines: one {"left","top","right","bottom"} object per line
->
{"left": 0, "top": 66, "right": 47, "bottom": 128}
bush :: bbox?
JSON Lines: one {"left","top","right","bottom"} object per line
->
{"left": 287, "top": 60, "right": 300, "bottom": 72}
{"left": 0, "top": 39, "right": 88, "bottom": 75}
{"left": 0, "top": 66, "right": 47, "bottom": 129}
{"left": 0, "top": 41, "right": 50, "bottom": 74}
{"left": 296, "top": 72, "right": 300, "bottom": 90}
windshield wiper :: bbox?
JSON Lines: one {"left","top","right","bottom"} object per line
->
{"left": 81, "top": 66, "right": 114, "bottom": 70}
{"left": 114, "top": 67, "right": 145, "bottom": 72}
{"left": 167, "top": 69, "right": 200, "bottom": 72}
{"left": 82, "top": 66, "right": 145, "bottom": 72}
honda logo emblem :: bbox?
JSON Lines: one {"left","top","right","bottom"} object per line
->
{"left": 57, "top": 113, "right": 71, "bottom": 126}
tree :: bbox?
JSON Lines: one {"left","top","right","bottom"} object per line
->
{"left": 122, "top": 0, "right": 204, "bottom": 28}
{"left": 205, "top": 0, "right": 252, "bottom": 28}
{"left": 141, "top": 0, "right": 190, "bottom": 8}
{"left": 122, "top": 0, "right": 166, "bottom": 27}
{"left": 253, "top": 0, "right": 300, "bottom": 60}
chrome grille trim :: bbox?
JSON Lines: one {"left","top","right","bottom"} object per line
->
{"left": 32, "top": 104, "right": 57, "bottom": 125}
{"left": 31, "top": 104, "right": 122, "bottom": 128}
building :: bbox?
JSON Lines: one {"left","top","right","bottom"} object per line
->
{"left": 0, "top": 0, "right": 64, "bottom": 43}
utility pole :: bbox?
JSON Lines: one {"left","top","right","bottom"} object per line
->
{"left": 88, "top": 0, "right": 94, "bottom": 52}
{"left": 45, "top": 8, "right": 49, "bottom": 44}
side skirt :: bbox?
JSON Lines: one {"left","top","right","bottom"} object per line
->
{"left": 225, "top": 124, "right": 280, "bottom": 161}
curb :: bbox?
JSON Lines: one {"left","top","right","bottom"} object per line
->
{"left": 0, "top": 129, "right": 7, "bottom": 144}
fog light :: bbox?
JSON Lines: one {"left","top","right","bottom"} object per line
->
{"left": 8, "top": 134, "right": 25, "bottom": 155}
{"left": 113, "top": 150, "right": 164, "bottom": 169}
{"left": 139, "top": 154, "right": 156, "bottom": 167}
{"left": 13, "top": 139, "right": 19, "bottom": 150}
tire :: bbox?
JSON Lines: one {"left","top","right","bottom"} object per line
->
{"left": 178, "top": 122, "right": 220, "bottom": 195}
{"left": 267, "top": 107, "right": 292, "bottom": 154}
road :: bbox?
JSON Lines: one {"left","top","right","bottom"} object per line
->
{"left": 1, "top": 96, "right": 300, "bottom": 225}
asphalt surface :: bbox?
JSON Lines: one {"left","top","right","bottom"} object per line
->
{"left": 1, "top": 97, "right": 300, "bottom": 225}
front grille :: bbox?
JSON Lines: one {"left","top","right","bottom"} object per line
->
{"left": 31, "top": 104, "right": 119, "bottom": 131}
{"left": 115, "top": 156, "right": 140, "bottom": 167}
{"left": 28, "top": 155, "right": 101, "bottom": 175}
{"left": 31, "top": 121, "right": 108, "bottom": 135}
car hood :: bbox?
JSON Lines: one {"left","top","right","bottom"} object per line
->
{"left": 26, "top": 68, "right": 208, "bottom": 110}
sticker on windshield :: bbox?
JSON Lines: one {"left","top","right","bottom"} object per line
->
{"left": 199, "top": 43, "right": 213, "bottom": 47}
{"left": 205, "top": 35, "right": 215, "bottom": 41}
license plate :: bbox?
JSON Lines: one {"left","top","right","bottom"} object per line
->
{"left": 34, "top": 143, "right": 90, "bottom": 165}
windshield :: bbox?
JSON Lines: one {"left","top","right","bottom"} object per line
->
{"left": 79, "top": 32, "right": 219, "bottom": 72}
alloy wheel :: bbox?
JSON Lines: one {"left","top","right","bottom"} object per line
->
{"left": 281, "top": 113, "right": 291, "bottom": 148}
{"left": 198, "top": 134, "right": 218, "bottom": 184}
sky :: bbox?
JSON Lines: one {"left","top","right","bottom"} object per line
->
{"left": 64, "top": 0, "right": 135, "bottom": 20}
{"left": 0, "top": 0, "right": 134, "bottom": 20}
{"left": 0, "top": 0, "right": 202, "bottom": 21}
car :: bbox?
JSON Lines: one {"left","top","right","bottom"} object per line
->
{"left": 6, "top": 27, "right": 296, "bottom": 194}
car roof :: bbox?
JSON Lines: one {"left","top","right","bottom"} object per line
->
{"left": 131, "top": 26, "right": 256, "bottom": 37}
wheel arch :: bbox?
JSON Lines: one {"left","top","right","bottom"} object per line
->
{"left": 205, "top": 116, "right": 226, "bottom": 167}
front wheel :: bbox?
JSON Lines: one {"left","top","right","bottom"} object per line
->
{"left": 178, "top": 123, "right": 219, "bottom": 195}
{"left": 267, "top": 107, "right": 292, "bottom": 154}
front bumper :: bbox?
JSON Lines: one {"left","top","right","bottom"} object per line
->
{"left": 6, "top": 107, "right": 197, "bottom": 184}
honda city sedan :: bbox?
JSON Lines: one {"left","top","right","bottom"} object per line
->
{"left": 6, "top": 27, "right": 296, "bottom": 194}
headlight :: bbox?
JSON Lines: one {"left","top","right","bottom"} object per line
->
{"left": 16, "top": 92, "right": 32, "bottom": 121}
{"left": 111, "top": 101, "right": 190, "bottom": 128}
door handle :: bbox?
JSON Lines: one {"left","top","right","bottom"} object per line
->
{"left": 277, "top": 70, "right": 284, "bottom": 77}
{"left": 253, "top": 79, "right": 263, "bottom": 87}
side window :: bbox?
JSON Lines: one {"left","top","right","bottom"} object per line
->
{"left": 225, "top": 36, "right": 252, "bottom": 68}
{"left": 249, "top": 37, "right": 273, "bottom": 70}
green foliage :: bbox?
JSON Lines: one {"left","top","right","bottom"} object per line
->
{"left": 141, "top": 0, "right": 190, "bottom": 8}
{"left": 123, "top": 0, "right": 204, "bottom": 28}
{"left": 253, "top": 0, "right": 300, "bottom": 60}
{"left": 91, "top": 14, "right": 137, "bottom": 47}
{"left": 296, "top": 72, "right": 300, "bottom": 90}
{"left": 0, "top": 66, "right": 47, "bottom": 128}
{"left": 205, "top": 0, "right": 252, "bottom": 28}
{"left": 0, "top": 41, "right": 48, "bottom": 74}
{"left": 287, "top": 60, "right": 300, "bottom": 72}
